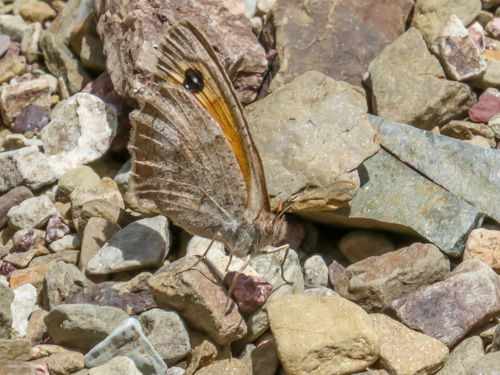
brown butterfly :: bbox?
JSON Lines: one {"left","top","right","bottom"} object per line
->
{"left": 127, "top": 20, "right": 287, "bottom": 259}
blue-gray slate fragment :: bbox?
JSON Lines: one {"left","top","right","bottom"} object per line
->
{"left": 370, "top": 115, "right": 500, "bottom": 223}
{"left": 84, "top": 317, "right": 167, "bottom": 375}
{"left": 299, "top": 149, "right": 483, "bottom": 257}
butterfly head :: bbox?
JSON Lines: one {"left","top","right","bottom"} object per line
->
{"left": 258, "top": 210, "right": 287, "bottom": 249}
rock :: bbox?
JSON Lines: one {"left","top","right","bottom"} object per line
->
{"left": 372, "top": 314, "right": 448, "bottom": 374}
{"left": 0, "top": 361, "right": 36, "bottom": 374}
{"left": 488, "top": 114, "right": 500, "bottom": 139}
{"left": 471, "top": 60, "right": 500, "bottom": 88}
{"left": 79, "top": 217, "right": 120, "bottom": 273}
{"left": 261, "top": 0, "right": 412, "bottom": 90}
{"left": 9, "top": 262, "right": 55, "bottom": 292}
{"left": 338, "top": 230, "right": 395, "bottom": 264}
{"left": 431, "top": 15, "right": 487, "bottom": 81}
{"left": 0, "top": 53, "right": 25, "bottom": 85}
{"left": 435, "top": 336, "right": 484, "bottom": 375}
{"left": 0, "top": 282, "right": 14, "bottom": 339}
{"left": 441, "top": 120, "right": 495, "bottom": 142}
{"left": 7, "top": 195, "right": 57, "bottom": 230}
{"left": 368, "top": 28, "right": 476, "bottom": 130}
{"left": 0, "top": 338, "right": 31, "bottom": 361}
{"left": 411, "top": 0, "right": 481, "bottom": 44}
{"left": 68, "top": 272, "right": 156, "bottom": 315}
{"left": 58, "top": 166, "right": 101, "bottom": 197}
{"left": 45, "top": 212, "right": 70, "bottom": 243}
{"left": 223, "top": 272, "right": 272, "bottom": 313}
{"left": 77, "top": 200, "right": 135, "bottom": 236}
{"left": 10, "top": 283, "right": 36, "bottom": 338}
{"left": 300, "top": 149, "right": 483, "bottom": 257}
{"left": 78, "top": 35, "right": 106, "bottom": 73}
{"left": 19, "top": 1, "right": 55, "bottom": 23}
{"left": 469, "top": 22, "right": 485, "bottom": 50}
{"left": 335, "top": 243, "right": 449, "bottom": 312}
{"left": 138, "top": 308, "right": 191, "bottom": 365}
{"left": 29, "top": 250, "right": 79, "bottom": 267}
{"left": 44, "top": 303, "right": 129, "bottom": 351}
{"left": 372, "top": 115, "right": 500, "bottom": 226}
{"left": 303, "top": 255, "right": 328, "bottom": 288}
{"left": 0, "top": 15, "right": 28, "bottom": 42}
{"left": 48, "top": 234, "right": 81, "bottom": 252}
{"left": 464, "top": 229, "right": 500, "bottom": 272}
{"left": 301, "top": 286, "right": 339, "bottom": 298}
{"left": 83, "top": 318, "right": 167, "bottom": 375}
{"left": 389, "top": 260, "right": 500, "bottom": 346}
{"left": 239, "top": 336, "right": 279, "bottom": 375}
{"left": 25, "top": 309, "right": 47, "bottom": 346}
{"left": 246, "top": 71, "right": 379, "bottom": 210}
{"left": 42, "top": 261, "right": 91, "bottom": 310}
{"left": 266, "top": 294, "right": 379, "bottom": 375}
{"left": 47, "top": 351, "right": 84, "bottom": 375}
{"left": 20, "top": 21, "right": 41, "bottom": 63}
{"left": 195, "top": 359, "right": 251, "bottom": 375}
{"left": 94, "top": 0, "right": 267, "bottom": 105}
{"left": 469, "top": 94, "right": 500, "bottom": 122}
{"left": 30, "top": 344, "right": 66, "bottom": 360}
{"left": 88, "top": 356, "right": 142, "bottom": 375}
{"left": 86, "top": 216, "right": 169, "bottom": 274}
{"left": 148, "top": 256, "right": 247, "bottom": 345}
{"left": 41, "top": 93, "right": 118, "bottom": 178}
{"left": 3, "top": 247, "right": 38, "bottom": 268}
{"left": 0, "top": 34, "right": 9, "bottom": 57}
{"left": 0, "top": 78, "right": 51, "bottom": 125}
{"left": 467, "top": 352, "right": 500, "bottom": 375}
{"left": 12, "top": 105, "right": 50, "bottom": 134}
{"left": 0, "top": 187, "right": 33, "bottom": 229}
{"left": 486, "top": 17, "right": 500, "bottom": 38}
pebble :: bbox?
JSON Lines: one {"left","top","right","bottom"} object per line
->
{"left": 0, "top": 15, "right": 28, "bottom": 42}
{"left": 7, "top": 195, "right": 57, "bottom": 230}
{"left": 20, "top": 21, "right": 41, "bottom": 63}
{"left": 88, "top": 356, "right": 142, "bottom": 375}
{"left": 338, "top": 229, "right": 395, "bottom": 263}
{"left": 47, "top": 351, "right": 85, "bottom": 375}
{"left": 303, "top": 255, "right": 328, "bottom": 288}
{"left": 19, "top": 1, "right": 56, "bottom": 23}
{"left": 463, "top": 228, "right": 500, "bottom": 273}
{"left": 469, "top": 93, "right": 500, "bottom": 123}
{"left": 58, "top": 166, "right": 101, "bottom": 197}
{"left": 45, "top": 212, "right": 70, "bottom": 243}
{"left": 0, "top": 186, "right": 33, "bottom": 229}
{"left": 48, "top": 234, "right": 81, "bottom": 253}
{"left": 12, "top": 105, "right": 50, "bottom": 134}
{"left": 0, "top": 33, "right": 9, "bottom": 57}
{"left": 435, "top": 336, "right": 484, "bottom": 375}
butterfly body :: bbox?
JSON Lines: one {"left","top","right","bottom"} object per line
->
{"left": 128, "top": 21, "right": 285, "bottom": 257}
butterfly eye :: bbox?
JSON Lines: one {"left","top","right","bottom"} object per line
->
{"left": 183, "top": 68, "right": 205, "bottom": 93}
{"left": 264, "top": 221, "right": 274, "bottom": 235}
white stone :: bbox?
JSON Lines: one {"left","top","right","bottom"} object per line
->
{"left": 165, "top": 368, "right": 185, "bottom": 375}
{"left": 303, "top": 255, "right": 329, "bottom": 288}
{"left": 20, "top": 21, "right": 41, "bottom": 63}
{"left": 0, "top": 15, "right": 28, "bottom": 42}
{"left": 41, "top": 93, "right": 118, "bottom": 178}
{"left": 48, "top": 234, "right": 82, "bottom": 252}
{"left": 488, "top": 114, "right": 500, "bottom": 139}
{"left": 11, "top": 283, "right": 37, "bottom": 338}
{"left": 7, "top": 195, "right": 57, "bottom": 230}
{"left": 84, "top": 318, "right": 167, "bottom": 375}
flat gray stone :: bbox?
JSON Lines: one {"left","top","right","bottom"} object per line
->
{"left": 86, "top": 216, "right": 170, "bottom": 274}
{"left": 84, "top": 318, "right": 167, "bottom": 375}
{"left": 372, "top": 115, "right": 500, "bottom": 224}
{"left": 299, "top": 149, "right": 483, "bottom": 257}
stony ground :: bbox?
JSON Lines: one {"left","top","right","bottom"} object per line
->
{"left": 1, "top": 0, "right": 500, "bottom": 374}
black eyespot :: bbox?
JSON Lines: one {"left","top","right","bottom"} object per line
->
{"left": 183, "top": 68, "right": 204, "bottom": 93}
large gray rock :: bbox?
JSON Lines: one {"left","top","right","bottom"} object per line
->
{"left": 372, "top": 115, "right": 500, "bottom": 224}
{"left": 246, "top": 71, "right": 379, "bottom": 211}
{"left": 299, "top": 149, "right": 484, "bottom": 257}
{"left": 435, "top": 336, "right": 484, "bottom": 375}
{"left": 368, "top": 28, "right": 476, "bottom": 130}
{"left": 44, "top": 304, "right": 129, "bottom": 351}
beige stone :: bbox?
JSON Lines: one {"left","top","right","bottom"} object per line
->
{"left": 0, "top": 78, "right": 50, "bottom": 124}
{"left": 266, "top": 294, "right": 379, "bottom": 375}
{"left": 194, "top": 359, "right": 251, "bottom": 375}
{"left": 464, "top": 229, "right": 500, "bottom": 273}
{"left": 58, "top": 166, "right": 101, "bottom": 196}
{"left": 0, "top": 55, "right": 25, "bottom": 85}
{"left": 19, "top": 1, "right": 56, "bottom": 23}
{"left": 372, "top": 314, "right": 449, "bottom": 375}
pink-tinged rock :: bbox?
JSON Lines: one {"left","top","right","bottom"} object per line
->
{"left": 486, "top": 17, "right": 500, "bottom": 39}
{"left": 19, "top": 229, "right": 37, "bottom": 252}
{"left": 223, "top": 272, "right": 272, "bottom": 313}
{"left": 389, "top": 260, "right": 500, "bottom": 347}
{"left": 468, "top": 22, "right": 485, "bottom": 51}
{"left": 469, "top": 94, "right": 500, "bottom": 122}
{"left": 328, "top": 260, "right": 345, "bottom": 288}
{"left": 12, "top": 105, "right": 51, "bottom": 134}
{"left": 0, "top": 41, "right": 21, "bottom": 60}
{"left": 0, "top": 262, "right": 17, "bottom": 277}
{"left": 45, "top": 212, "right": 70, "bottom": 243}
{"left": 464, "top": 229, "right": 500, "bottom": 272}
{"left": 0, "top": 186, "right": 34, "bottom": 229}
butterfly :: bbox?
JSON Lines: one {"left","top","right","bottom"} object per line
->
{"left": 127, "top": 20, "right": 287, "bottom": 259}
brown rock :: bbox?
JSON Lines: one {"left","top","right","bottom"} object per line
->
{"left": 335, "top": 243, "right": 450, "bottom": 312}
{"left": 0, "top": 187, "right": 33, "bottom": 230}
{"left": 25, "top": 309, "right": 47, "bottom": 346}
{"left": 148, "top": 256, "right": 247, "bottom": 345}
{"left": 69, "top": 13, "right": 97, "bottom": 57}
{"left": 435, "top": 336, "right": 484, "bottom": 375}
{"left": 94, "top": 0, "right": 267, "bottom": 104}
{"left": 390, "top": 260, "right": 500, "bottom": 346}
{"left": 369, "top": 28, "right": 476, "bottom": 130}
{"left": 328, "top": 260, "right": 346, "bottom": 288}
{"left": 0, "top": 54, "right": 26, "bottom": 85}
{"left": 0, "top": 338, "right": 31, "bottom": 361}
{"left": 46, "top": 351, "right": 84, "bottom": 375}
{"left": 338, "top": 229, "right": 395, "bottom": 264}
{"left": 78, "top": 200, "right": 135, "bottom": 235}
{"left": 9, "top": 262, "right": 56, "bottom": 292}
{"left": 464, "top": 228, "right": 500, "bottom": 272}
{"left": 194, "top": 359, "right": 251, "bottom": 375}
{"left": 441, "top": 120, "right": 495, "bottom": 141}
{"left": 0, "top": 283, "right": 14, "bottom": 339}
{"left": 28, "top": 250, "right": 79, "bottom": 268}
{"left": 19, "top": 1, "right": 56, "bottom": 23}
{"left": 372, "top": 314, "right": 449, "bottom": 375}
{"left": 262, "top": 0, "right": 413, "bottom": 91}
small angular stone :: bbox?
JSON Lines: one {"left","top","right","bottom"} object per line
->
{"left": 10, "top": 283, "right": 37, "bottom": 339}
{"left": 464, "top": 229, "right": 500, "bottom": 272}
{"left": 0, "top": 15, "right": 28, "bottom": 42}
{"left": 21, "top": 22, "right": 42, "bottom": 63}
{"left": 47, "top": 351, "right": 84, "bottom": 375}
{"left": 195, "top": 359, "right": 251, "bottom": 375}
{"left": 441, "top": 120, "right": 495, "bottom": 141}
{"left": 88, "top": 356, "right": 142, "bottom": 375}
{"left": 83, "top": 318, "right": 167, "bottom": 375}
{"left": 0, "top": 187, "right": 33, "bottom": 229}
{"left": 45, "top": 212, "right": 70, "bottom": 243}
{"left": 58, "top": 166, "right": 101, "bottom": 197}
{"left": 7, "top": 195, "right": 57, "bottom": 230}
{"left": 48, "top": 234, "right": 81, "bottom": 253}
{"left": 0, "top": 34, "right": 9, "bottom": 57}
{"left": 223, "top": 272, "right": 272, "bottom": 313}
{"left": 29, "top": 250, "right": 79, "bottom": 267}
{"left": 12, "top": 105, "right": 51, "bottom": 134}
{"left": 435, "top": 336, "right": 484, "bottom": 375}
{"left": 303, "top": 255, "right": 328, "bottom": 288}
{"left": 19, "top": 1, "right": 56, "bottom": 23}
{"left": 0, "top": 361, "right": 36, "bottom": 374}
{"left": 466, "top": 351, "right": 500, "bottom": 375}
{"left": 79, "top": 217, "right": 120, "bottom": 273}
{"left": 338, "top": 230, "right": 395, "bottom": 264}
{"left": 469, "top": 93, "right": 500, "bottom": 123}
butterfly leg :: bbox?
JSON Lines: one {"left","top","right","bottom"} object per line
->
{"left": 175, "top": 237, "right": 217, "bottom": 276}
{"left": 260, "top": 244, "right": 294, "bottom": 286}
{"left": 226, "top": 254, "right": 251, "bottom": 298}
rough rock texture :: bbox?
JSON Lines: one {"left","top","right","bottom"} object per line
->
{"left": 435, "top": 336, "right": 484, "bottom": 375}
{"left": 431, "top": 14, "right": 487, "bottom": 81}
{"left": 0, "top": 146, "right": 56, "bottom": 193}
{"left": 7, "top": 195, "right": 57, "bottom": 230}
{"left": 41, "top": 93, "right": 118, "bottom": 178}
{"left": 372, "top": 314, "right": 449, "bottom": 375}
{"left": 43, "top": 304, "right": 129, "bottom": 351}
{"left": 58, "top": 166, "right": 101, "bottom": 197}
{"left": 0, "top": 16, "right": 28, "bottom": 42}
{"left": 368, "top": 28, "right": 476, "bottom": 130}
{"left": 94, "top": 0, "right": 267, "bottom": 104}
{"left": 195, "top": 359, "right": 251, "bottom": 375}
{"left": 441, "top": 120, "right": 495, "bottom": 142}
{"left": 261, "top": 0, "right": 413, "bottom": 91}
{"left": 47, "top": 351, "right": 85, "bottom": 375}
{"left": 148, "top": 256, "right": 247, "bottom": 345}
{"left": 0, "top": 338, "right": 31, "bottom": 361}
{"left": 0, "top": 282, "right": 14, "bottom": 339}
{"left": 466, "top": 352, "right": 500, "bottom": 375}
{"left": 88, "top": 356, "right": 143, "bottom": 375}
{"left": 21, "top": 22, "right": 42, "bottom": 63}
{"left": 470, "top": 93, "right": 500, "bottom": 122}
{"left": 246, "top": 71, "right": 379, "bottom": 211}
{"left": 336, "top": 243, "right": 449, "bottom": 312}
{"left": 0, "top": 187, "right": 33, "bottom": 229}
{"left": 338, "top": 230, "right": 395, "bottom": 264}
{"left": 303, "top": 255, "right": 328, "bottom": 289}
{"left": 390, "top": 260, "right": 500, "bottom": 346}
{"left": 10, "top": 283, "right": 37, "bottom": 338}
{"left": 266, "top": 294, "right": 379, "bottom": 375}
{"left": 299, "top": 149, "right": 483, "bottom": 257}
{"left": 411, "top": 0, "right": 481, "bottom": 44}
{"left": 372, "top": 115, "right": 500, "bottom": 225}
{"left": 463, "top": 229, "right": 500, "bottom": 272}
